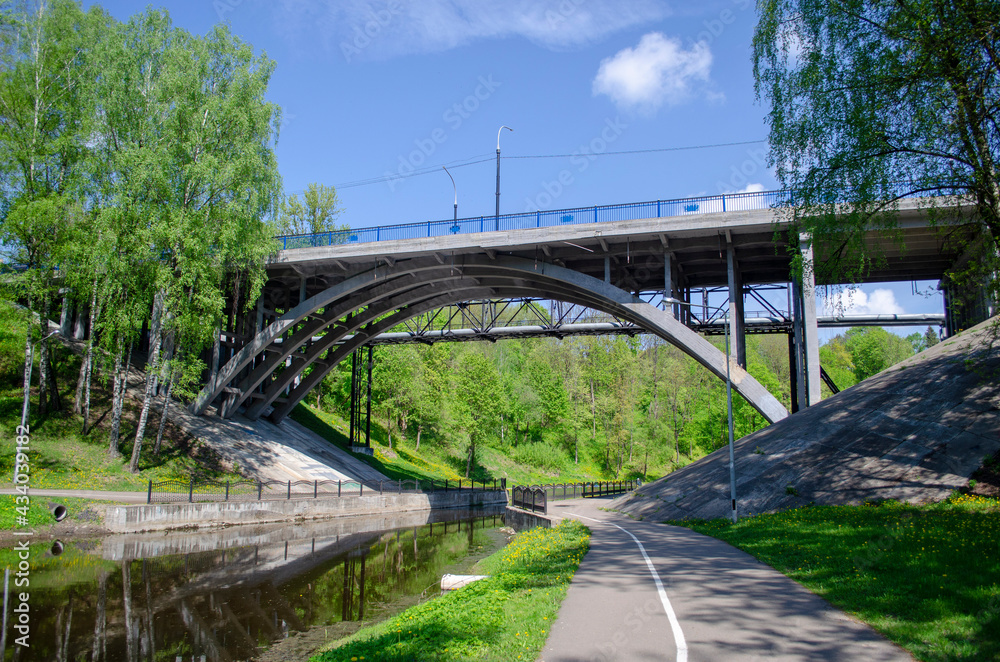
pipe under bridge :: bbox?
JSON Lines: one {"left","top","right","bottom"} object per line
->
{"left": 186, "top": 189, "right": 978, "bottom": 428}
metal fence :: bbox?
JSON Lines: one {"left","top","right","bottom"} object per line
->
{"left": 146, "top": 477, "right": 505, "bottom": 504}
{"left": 511, "top": 486, "right": 547, "bottom": 514}
{"left": 509, "top": 480, "right": 640, "bottom": 506}
{"left": 276, "top": 190, "right": 786, "bottom": 250}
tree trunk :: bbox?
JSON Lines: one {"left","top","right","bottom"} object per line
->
{"left": 109, "top": 342, "right": 131, "bottom": 458}
{"left": 132, "top": 292, "right": 166, "bottom": 469}
{"left": 590, "top": 378, "right": 597, "bottom": 443}
{"left": 122, "top": 563, "right": 135, "bottom": 662}
{"left": 81, "top": 301, "right": 100, "bottom": 436}
{"left": 37, "top": 296, "right": 49, "bottom": 417}
{"left": 92, "top": 571, "right": 107, "bottom": 662}
{"left": 415, "top": 423, "right": 422, "bottom": 451}
{"left": 154, "top": 369, "right": 175, "bottom": 456}
{"left": 21, "top": 313, "right": 33, "bottom": 428}
{"left": 42, "top": 295, "right": 61, "bottom": 412}
{"left": 76, "top": 284, "right": 98, "bottom": 418}
{"left": 465, "top": 441, "right": 475, "bottom": 478}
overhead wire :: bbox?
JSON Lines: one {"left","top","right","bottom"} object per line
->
{"left": 330, "top": 139, "right": 767, "bottom": 191}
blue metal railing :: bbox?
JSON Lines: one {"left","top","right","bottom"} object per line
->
{"left": 276, "top": 189, "right": 789, "bottom": 251}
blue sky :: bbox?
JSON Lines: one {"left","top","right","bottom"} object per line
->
{"left": 86, "top": 0, "right": 946, "bottom": 340}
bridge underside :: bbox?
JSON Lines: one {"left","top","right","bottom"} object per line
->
{"left": 191, "top": 255, "right": 790, "bottom": 426}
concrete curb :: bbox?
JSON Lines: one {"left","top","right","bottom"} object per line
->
{"left": 504, "top": 505, "right": 563, "bottom": 530}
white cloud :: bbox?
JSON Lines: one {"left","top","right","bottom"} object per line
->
{"left": 820, "top": 288, "right": 905, "bottom": 317}
{"left": 273, "top": 0, "right": 670, "bottom": 60}
{"left": 723, "top": 183, "right": 765, "bottom": 194}
{"left": 592, "top": 32, "right": 715, "bottom": 113}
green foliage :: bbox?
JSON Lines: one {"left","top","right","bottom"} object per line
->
{"left": 844, "top": 327, "right": 914, "bottom": 381}
{"left": 755, "top": 0, "right": 1000, "bottom": 287}
{"left": 278, "top": 182, "right": 347, "bottom": 236}
{"left": 314, "top": 521, "right": 590, "bottom": 662}
{"left": 681, "top": 495, "right": 1000, "bottom": 662}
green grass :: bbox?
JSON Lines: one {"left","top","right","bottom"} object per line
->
{"left": 677, "top": 495, "right": 1000, "bottom": 661}
{"left": 0, "top": 301, "right": 244, "bottom": 492}
{"left": 313, "top": 520, "right": 590, "bottom": 662}
{"left": 292, "top": 402, "right": 611, "bottom": 486}
{"left": 0, "top": 494, "right": 114, "bottom": 530}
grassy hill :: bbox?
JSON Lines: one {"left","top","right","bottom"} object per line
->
{"left": 0, "top": 301, "right": 242, "bottom": 491}
{"left": 290, "top": 402, "right": 611, "bottom": 486}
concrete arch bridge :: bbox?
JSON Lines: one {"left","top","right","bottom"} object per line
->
{"left": 187, "top": 190, "right": 981, "bottom": 433}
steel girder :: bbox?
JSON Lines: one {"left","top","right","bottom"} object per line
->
{"left": 190, "top": 255, "right": 789, "bottom": 425}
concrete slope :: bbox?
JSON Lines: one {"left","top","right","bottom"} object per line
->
{"left": 169, "top": 405, "right": 388, "bottom": 484}
{"left": 614, "top": 317, "right": 1000, "bottom": 522}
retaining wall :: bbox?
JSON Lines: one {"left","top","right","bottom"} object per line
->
{"left": 103, "top": 490, "right": 507, "bottom": 533}
{"left": 505, "top": 506, "right": 562, "bottom": 531}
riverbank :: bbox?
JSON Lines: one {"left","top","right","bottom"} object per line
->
{"left": 313, "top": 519, "right": 590, "bottom": 661}
{"left": 104, "top": 489, "right": 508, "bottom": 532}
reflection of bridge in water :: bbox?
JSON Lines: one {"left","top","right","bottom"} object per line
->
{"left": 34, "top": 507, "right": 504, "bottom": 662}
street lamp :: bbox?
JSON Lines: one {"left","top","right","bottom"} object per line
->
{"left": 665, "top": 295, "right": 738, "bottom": 523}
{"left": 496, "top": 125, "right": 512, "bottom": 228}
{"left": 442, "top": 166, "right": 458, "bottom": 222}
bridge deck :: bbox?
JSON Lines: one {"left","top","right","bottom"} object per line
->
{"left": 269, "top": 195, "right": 969, "bottom": 295}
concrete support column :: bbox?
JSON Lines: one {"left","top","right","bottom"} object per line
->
{"left": 299, "top": 277, "right": 308, "bottom": 306}
{"left": 663, "top": 253, "right": 673, "bottom": 316}
{"left": 726, "top": 243, "right": 747, "bottom": 368}
{"left": 209, "top": 327, "right": 221, "bottom": 389}
{"left": 787, "top": 332, "right": 799, "bottom": 414}
{"left": 799, "top": 236, "right": 821, "bottom": 405}
{"left": 604, "top": 257, "right": 610, "bottom": 284}
{"left": 790, "top": 279, "right": 807, "bottom": 410}
{"left": 59, "top": 297, "right": 72, "bottom": 336}
{"left": 73, "top": 303, "right": 87, "bottom": 340}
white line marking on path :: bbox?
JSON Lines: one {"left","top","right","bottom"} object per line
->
{"left": 567, "top": 512, "right": 688, "bottom": 662}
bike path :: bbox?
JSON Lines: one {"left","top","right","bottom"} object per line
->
{"left": 540, "top": 497, "right": 912, "bottom": 662}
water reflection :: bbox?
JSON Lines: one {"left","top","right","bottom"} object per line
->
{"left": 1, "top": 505, "right": 506, "bottom": 661}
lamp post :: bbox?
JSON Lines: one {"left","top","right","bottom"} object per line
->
{"left": 666, "top": 295, "right": 738, "bottom": 523}
{"left": 723, "top": 308, "right": 738, "bottom": 523}
{"left": 442, "top": 166, "right": 458, "bottom": 222}
{"left": 496, "top": 125, "right": 512, "bottom": 229}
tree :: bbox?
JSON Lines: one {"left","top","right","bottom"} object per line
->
{"left": 924, "top": 325, "right": 940, "bottom": 349}
{"left": 754, "top": 0, "right": 1000, "bottom": 291}
{"left": 0, "top": 0, "right": 93, "bottom": 421}
{"left": 278, "top": 183, "right": 346, "bottom": 236}
{"left": 454, "top": 352, "right": 503, "bottom": 478}
{"left": 844, "top": 327, "right": 914, "bottom": 381}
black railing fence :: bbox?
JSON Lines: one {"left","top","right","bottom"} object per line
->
{"left": 511, "top": 486, "right": 548, "bottom": 513}
{"left": 146, "top": 477, "right": 506, "bottom": 504}
{"left": 508, "top": 480, "right": 640, "bottom": 512}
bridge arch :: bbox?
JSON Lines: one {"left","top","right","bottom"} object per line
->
{"left": 191, "top": 255, "right": 789, "bottom": 425}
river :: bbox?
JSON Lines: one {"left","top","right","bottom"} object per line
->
{"left": 0, "top": 505, "right": 508, "bottom": 661}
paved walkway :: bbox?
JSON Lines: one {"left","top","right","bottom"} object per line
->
{"left": 541, "top": 497, "right": 913, "bottom": 662}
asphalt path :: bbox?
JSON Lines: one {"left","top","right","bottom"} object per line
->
{"left": 540, "top": 497, "right": 913, "bottom": 662}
